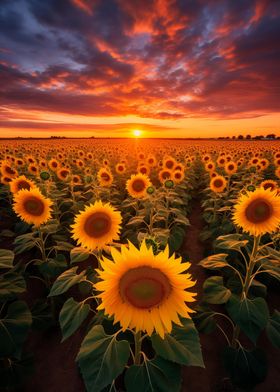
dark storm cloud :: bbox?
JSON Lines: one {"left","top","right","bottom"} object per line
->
{"left": 0, "top": 0, "right": 280, "bottom": 130}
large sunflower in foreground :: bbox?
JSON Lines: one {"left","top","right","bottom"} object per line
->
{"left": 95, "top": 241, "right": 196, "bottom": 338}
{"left": 71, "top": 201, "right": 122, "bottom": 250}
{"left": 233, "top": 187, "right": 280, "bottom": 236}
{"left": 126, "top": 173, "right": 151, "bottom": 198}
{"left": 13, "top": 188, "right": 53, "bottom": 227}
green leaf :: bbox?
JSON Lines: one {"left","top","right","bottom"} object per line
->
{"left": 193, "top": 306, "right": 216, "bottom": 334}
{"left": 266, "top": 310, "right": 280, "bottom": 349}
{"left": 70, "top": 247, "right": 90, "bottom": 264}
{"left": 49, "top": 267, "right": 87, "bottom": 297}
{"left": 226, "top": 296, "right": 269, "bottom": 343}
{"left": 223, "top": 346, "right": 267, "bottom": 390}
{"left": 215, "top": 234, "right": 248, "bottom": 251}
{"left": 77, "top": 325, "right": 130, "bottom": 392}
{"left": 151, "top": 318, "right": 204, "bottom": 367}
{"left": 124, "top": 356, "right": 182, "bottom": 392}
{"left": 31, "top": 300, "right": 54, "bottom": 331}
{"left": 203, "top": 276, "right": 231, "bottom": 304}
{"left": 0, "top": 301, "right": 32, "bottom": 357}
{"left": 0, "top": 249, "right": 14, "bottom": 269}
{"left": 0, "top": 272, "right": 26, "bottom": 300}
{"left": 59, "top": 298, "right": 90, "bottom": 341}
{"left": 198, "top": 253, "right": 229, "bottom": 269}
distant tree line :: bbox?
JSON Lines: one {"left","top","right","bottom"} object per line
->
{"left": 218, "top": 134, "right": 279, "bottom": 140}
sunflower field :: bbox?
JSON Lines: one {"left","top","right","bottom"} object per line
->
{"left": 0, "top": 139, "right": 279, "bottom": 392}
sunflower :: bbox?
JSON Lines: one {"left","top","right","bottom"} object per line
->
{"left": 48, "top": 158, "right": 60, "bottom": 171}
{"left": 275, "top": 167, "right": 280, "bottom": 179}
{"left": 9, "top": 175, "right": 36, "bottom": 194}
{"left": 172, "top": 170, "right": 184, "bottom": 184}
{"left": 126, "top": 173, "right": 151, "bottom": 198}
{"left": 71, "top": 201, "right": 122, "bottom": 250}
{"left": 163, "top": 156, "right": 176, "bottom": 170}
{"left": 1, "top": 176, "right": 13, "bottom": 185}
{"left": 225, "top": 161, "right": 237, "bottom": 175}
{"left": 158, "top": 169, "right": 172, "bottom": 183}
{"left": 115, "top": 163, "right": 126, "bottom": 174}
{"left": 0, "top": 160, "right": 18, "bottom": 178}
{"left": 260, "top": 180, "right": 278, "bottom": 192}
{"left": 210, "top": 175, "right": 227, "bottom": 193}
{"left": 205, "top": 161, "right": 215, "bottom": 172}
{"left": 95, "top": 241, "right": 196, "bottom": 338}
{"left": 97, "top": 168, "right": 113, "bottom": 187}
{"left": 232, "top": 188, "right": 280, "bottom": 236}
{"left": 13, "top": 188, "right": 53, "bottom": 227}
{"left": 138, "top": 164, "right": 150, "bottom": 176}
{"left": 57, "top": 168, "right": 70, "bottom": 181}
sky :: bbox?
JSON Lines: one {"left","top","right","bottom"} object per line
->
{"left": 0, "top": 0, "right": 280, "bottom": 138}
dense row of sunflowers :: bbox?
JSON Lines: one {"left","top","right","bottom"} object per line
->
{"left": 0, "top": 139, "right": 279, "bottom": 391}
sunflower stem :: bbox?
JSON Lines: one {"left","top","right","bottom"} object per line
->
{"left": 231, "top": 235, "right": 261, "bottom": 348}
{"left": 134, "top": 331, "right": 142, "bottom": 365}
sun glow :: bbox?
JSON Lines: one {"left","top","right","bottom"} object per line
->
{"left": 133, "top": 129, "right": 142, "bottom": 137}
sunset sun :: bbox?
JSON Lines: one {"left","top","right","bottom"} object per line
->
{"left": 133, "top": 129, "right": 142, "bottom": 137}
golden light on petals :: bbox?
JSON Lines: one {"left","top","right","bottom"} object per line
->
{"left": 13, "top": 188, "right": 53, "bottom": 227}
{"left": 95, "top": 241, "right": 196, "bottom": 338}
{"left": 210, "top": 175, "right": 227, "bottom": 193}
{"left": 232, "top": 187, "right": 280, "bottom": 236}
{"left": 126, "top": 173, "right": 151, "bottom": 198}
{"left": 9, "top": 175, "right": 36, "bottom": 194}
{"left": 71, "top": 200, "right": 122, "bottom": 250}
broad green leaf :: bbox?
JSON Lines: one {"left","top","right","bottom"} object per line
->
{"left": 193, "top": 306, "right": 216, "bottom": 334}
{"left": 31, "top": 300, "right": 54, "bottom": 331}
{"left": 49, "top": 267, "right": 87, "bottom": 297}
{"left": 266, "top": 310, "right": 280, "bottom": 349}
{"left": 215, "top": 234, "right": 248, "bottom": 251}
{"left": 59, "top": 298, "right": 90, "bottom": 341}
{"left": 203, "top": 276, "right": 231, "bottom": 304}
{"left": 198, "top": 253, "right": 229, "bottom": 269}
{"left": 151, "top": 318, "right": 204, "bottom": 367}
{"left": 124, "top": 356, "right": 181, "bottom": 392}
{"left": 77, "top": 325, "right": 130, "bottom": 392}
{"left": 70, "top": 247, "right": 90, "bottom": 264}
{"left": 0, "top": 301, "right": 32, "bottom": 357}
{"left": 0, "top": 249, "right": 14, "bottom": 269}
{"left": 0, "top": 272, "right": 26, "bottom": 300}
{"left": 223, "top": 346, "right": 267, "bottom": 390}
{"left": 226, "top": 296, "right": 269, "bottom": 343}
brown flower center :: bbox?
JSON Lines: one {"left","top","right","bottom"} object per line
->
{"left": 132, "top": 179, "right": 145, "bottom": 192}
{"left": 119, "top": 266, "right": 171, "bottom": 309}
{"left": 245, "top": 198, "right": 273, "bottom": 223}
{"left": 24, "top": 196, "right": 45, "bottom": 216}
{"left": 18, "top": 180, "right": 31, "bottom": 191}
{"left": 101, "top": 172, "right": 110, "bottom": 181}
{"left": 84, "top": 212, "right": 112, "bottom": 238}
{"left": 166, "top": 160, "right": 174, "bottom": 169}
{"left": 214, "top": 179, "right": 223, "bottom": 188}
{"left": 5, "top": 166, "right": 15, "bottom": 175}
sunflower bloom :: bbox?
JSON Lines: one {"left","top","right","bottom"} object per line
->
{"left": 9, "top": 175, "right": 36, "bottom": 194}
{"left": 126, "top": 173, "right": 151, "bottom": 198}
{"left": 95, "top": 241, "right": 196, "bottom": 338}
{"left": 13, "top": 188, "right": 53, "bottom": 227}
{"left": 71, "top": 201, "right": 122, "bottom": 250}
{"left": 210, "top": 175, "right": 227, "bottom": 193}
{"left": 233, "top": 187, "right": 280, "bottom": 236}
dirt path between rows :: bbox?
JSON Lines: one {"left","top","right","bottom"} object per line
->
{"left": 180, "top": 198, "right": 231, "bottom": 392}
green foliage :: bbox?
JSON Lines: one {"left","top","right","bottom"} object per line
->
{"left": 59, "top": 298, "right": 90, "bottom": 341}
{"left": 151, "top": 318, "right": 204, "bottom": 367}
{"left": 226, "top": 295, "right": 269, "bottom": 343}
{"left": 202, "top": 276, "right": 231, "bottom": 304}
{"left": 125, "top": 356, "right": 182, "bottom": 392}
{"left": 49, "top": 266, "right": 87, "bottom": 296}
{"left": 77, "top": 325, "right": 130, "bottom": 392}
